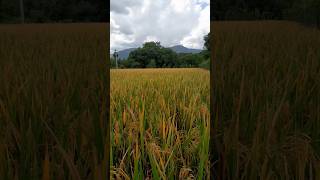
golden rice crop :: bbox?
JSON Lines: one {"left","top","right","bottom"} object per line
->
{"left": 110, "top": 68, "right": 210, "bottom": 179}
{"left": 212, "top": 21, "right": 320, "bottom": 179}
{"left": 0, "top": 23, "right": 108, "bottom": 179}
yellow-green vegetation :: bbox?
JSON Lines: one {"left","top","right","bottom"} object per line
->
{"left": 110, "top": 68, "right": 210, "bottom": 179}
{"left": 212, "top": 21, "right": 320, "bottom": 179}
{"left": 0, "top": 24, "right": 108, "bottom": 179}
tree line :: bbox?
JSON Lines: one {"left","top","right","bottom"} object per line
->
{"left": 212, "top": 0, "right": 320, "bottom": 27}
{"left": 0, "top": 0, "right": 107, "bottom": 23}
{"left": 111, "top": 33, "right": 210, "bottom": 69}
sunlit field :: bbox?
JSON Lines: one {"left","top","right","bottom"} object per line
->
{"left": 110, "top": 68, "right": 210, "bottom": 179}
{"left": 0, "top": 24, "right": 108, "bottom": 179}
{"left": 212, "top": 21, "right": 320, "bottom": 179}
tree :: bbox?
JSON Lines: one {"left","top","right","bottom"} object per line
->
{"left": 177, "top": 53, "right": 204, "bottom": 67}
{"left": 160, "top": 48, "right": 178, "bottom": 67}
{"left": 146, "top": 59, "right": 156, "bottom": 68}
{"left": 113, "top": 50, "right": 119, "bottom": 68}
{"left": 110, "top": 57, "right": 116, "bottom": 68}
{"left": 127, "top": 41, "right": 177, "bottom": 68}
{"left": 204, "top": 32, "right": 211, "bottom": 51}
{"left": 124, "top": 41, "right": 209, "bottom": 69}
{"left": 201, "top": 32, "right": 211, "bottom": 60}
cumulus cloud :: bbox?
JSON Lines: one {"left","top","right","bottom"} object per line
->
{"left": 110, "top": 0, "right": 210, "bottom": 52}
{"left": 110, "top": 0, "right": 143, "bottom": 14}
{"left": 180, "top": 4, "right": 210, "bottom": 49}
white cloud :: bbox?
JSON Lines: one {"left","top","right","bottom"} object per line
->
{"left": 180, "top": 4, "right": 210, "bottom": 49}
{"left": 110, "top": 0, "right": 210, "bottom": 52}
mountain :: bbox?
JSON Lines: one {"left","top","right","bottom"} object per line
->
{"left": 115, "top": 48, "right": 137, "bottom": 60}
{"left": 169, "top": 45, "right": 202, "bottom": 54}
{"left": 115, "top": 45, "right": 202, "bottom": 60}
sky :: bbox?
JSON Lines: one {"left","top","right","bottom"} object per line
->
{"left": 110, "top": 0, "right": 210, "bottom": 52}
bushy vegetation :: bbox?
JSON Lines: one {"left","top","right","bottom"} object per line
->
{"left": 212, "top": 21, "right": 320, "bottom": 179}
{"left": 0, "top": 24, "right": 108, "bottom": 179}
{"left": 111, "top": 42, "right": 210, "bottom": 69}
{"left": 111, "top": 68, "right": 210, "bottom": 179}
{"left": 111, "top": 33, "right": 210, "bottom": 69}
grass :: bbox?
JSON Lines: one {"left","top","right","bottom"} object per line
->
{"left": 212, "top": 21, "right": 320, "bottom": 179}
{"left": 0, "top": 23, "right": 109, "bottom": 179}
{"left": 110, "top": 68, "right": 210, "bottom": 179}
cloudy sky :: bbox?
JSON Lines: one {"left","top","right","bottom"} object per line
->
{"left": 110, "top": 0, "right": 210, "bottom": 52}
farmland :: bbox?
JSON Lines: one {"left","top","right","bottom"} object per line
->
{"left": 0, "top": 24, "right": 108, "bottom": 179}
{"left": 212, "top": 21, "right": 320, "bottom": 179}
{"left": 110, "top": 68, "right": 210, "bottom": 179}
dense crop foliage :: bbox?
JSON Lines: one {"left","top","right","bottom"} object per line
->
{"left": 212, "top": 21, "right": 320, "bottom": 179}
{"left": 110, "top": 68, "right": 210, "bottom": 179}
{"left": 0, "top": 24, "right": 108, "bottom": 179}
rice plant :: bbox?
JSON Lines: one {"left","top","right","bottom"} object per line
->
{"left": 110, "top": 68, "right": 210, "bottom": 179}
{"left": 212, "top": 21, "right": 320, "bottom": 179}
{"left": 0, "top": 23, "right": 109, "bottom": 179}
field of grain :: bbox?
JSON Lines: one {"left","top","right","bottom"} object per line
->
{"left": 0, "top": 24, "right": 108, "bottom": 179}
{"left": 110, "top": 68, "right": 210, "bottom": 179}
{"left": 212, "top": 21, "right": 320, "bottom": 179}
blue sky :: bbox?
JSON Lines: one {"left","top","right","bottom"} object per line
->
{"left": 110, "top": 0, "right": 210, "bottom": 52}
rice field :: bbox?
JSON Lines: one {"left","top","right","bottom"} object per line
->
{"left": 4, "top": 20, "right": 318, "bottom": 179}
{"left": 0, "top": 23, "right": 109, "bottom": 179}
{"left": 110, "top": 68, "right": 210, "bottom": 179}
{"left": 212, "top": 21, "right": 320, "bottom": 179}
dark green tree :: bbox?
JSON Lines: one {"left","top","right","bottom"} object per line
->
{"left": 127, "top": 41, "right": 177, "bottom": 68}
{"left": 146, "top": 59, "right": 156, "bottom": 68}
{"left": 204, "top": 32, "right": 210, "bottom": 51}
{"left": 177, "top": 53, "right": 204, "bottom": 67}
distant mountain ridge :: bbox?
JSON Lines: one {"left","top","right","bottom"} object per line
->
{"left": 169, "top": 45, "right": 202, "bottom": 54}
{"left": 114, "top": 45, "right": 202, "bottom": 59}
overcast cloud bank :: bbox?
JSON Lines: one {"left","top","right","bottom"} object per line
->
{"left": 110, "top": 0, "right": 210, "bottom": 52}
